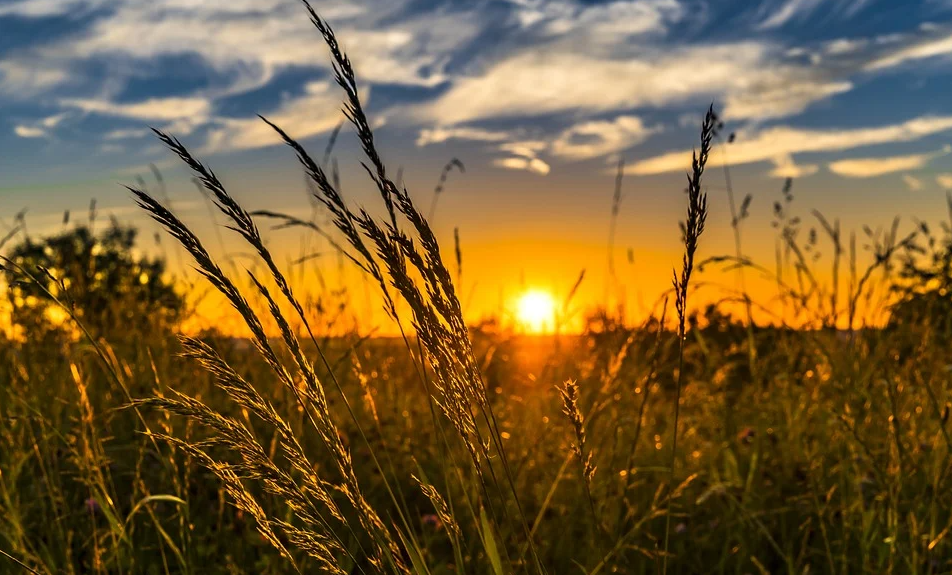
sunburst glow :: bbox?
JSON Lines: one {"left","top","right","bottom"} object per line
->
{"left": 516, "top": 289, "right": 556, "bottom": 333}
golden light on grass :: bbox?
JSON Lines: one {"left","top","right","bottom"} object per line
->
{"left": 515, "top": 289, "right": 556, "bottom": 333}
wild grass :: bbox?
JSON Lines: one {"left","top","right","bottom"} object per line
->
{"left": 2, "top": 1, "right": 952, "bottom": 574}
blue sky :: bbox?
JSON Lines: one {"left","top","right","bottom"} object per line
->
{"left": 3, "top": 0, "right": 952, "bottom": 181}
{"left": 2, "top": 0, "right": 952, "bottom": 324}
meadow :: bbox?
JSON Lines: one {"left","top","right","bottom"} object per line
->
{"left": 3, "top": 2, "right": 952, "bottom": 574}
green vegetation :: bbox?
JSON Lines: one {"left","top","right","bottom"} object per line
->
{"left": 3, "top": 2, "right": 952, "bottom": 574}
{"left": 2, "top": 223, "right": 184, "bottom": 340}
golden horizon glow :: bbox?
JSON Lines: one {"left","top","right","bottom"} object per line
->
{"left": 515, "top": 289, "right": 557, "bottom": 334}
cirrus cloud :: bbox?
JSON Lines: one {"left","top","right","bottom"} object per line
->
{"left": 14, "top": 125, "right": 47, "bottom": 138}
{"left": 3, "top": 0, "right": 952, "bottom": 186}
{"left": 203, "top": 81, "right": 359, "bottom": 153}
{"left": 493, "top": 156, "right": 551, "bottom": 176}
{"left": 903, "top": 174, "right": 924, "bottom": 191}
{"left": 828, "top": 146, "right": 951, "bottom": 178}
{"left": 769, "top": 155, "right": 819, "bottom": 178}
{"left": 630, "top": 115, "right": 952, "bottom": 176}
{"left": 61, "top": 97, "right": 212, "bottom": 122}
{"left": 418, "top": 42, "right": 849, "bottom": 126}
{"left": 550, "top": 116, "right": 659, "bottom": 160}
{"left": 417, "top": 126, "right": 513, "bottom": 147}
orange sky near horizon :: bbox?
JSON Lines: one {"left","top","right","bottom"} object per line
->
{"left": 174, "top": 207, "right": 902, "bottom": 338}
{"left": 1, "top": 133, "right": 933, "bottom": 339}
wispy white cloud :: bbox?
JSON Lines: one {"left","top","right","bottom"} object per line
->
{"left": 0, "top": 0, "right": 486, "bottom": 153}
{"left": 865, "top": 31, "right": 952, "bottom": 71}
{"left": 58, "top": 96, "right": 213, "bottom": 138}
{"left": 39, "top": 112, "right": 69, "bottom": 129}
{"left": 757, "top": 0, "right": 825, "bottom": 30}
{"left": 417, "top": 126, "right": 513, "bottom": 147}
{"left": 56, "top": 0, "right": 475, "bottom": 92}
{"left": 509, "top": 0, "right": 682, "bottom": 41}
{"left": 938, "top": 174, "right": 952, "bottom": 189}
{"left": 755, "top": 0, "right": 874, "bottom": 30}
{"left": 828, "top": 147, "right": 950, "bottom": 178}
{"left": 14, "top": 125, "right": 47, "bottom": 138}
{"left": 823, "top": 38, "right": 869, "bottom": 56}
{"left": 722, "top": 79, "right": 851, "bottom": 121}
{"left": 419, "top": 114, "right": 658, "bottom": 169}
{"left": 0, "top": 60, "right": 69, "bottom": 95}
{"left": 493, "top": 156, "right": 551, "bottom": 175}
{"left": 630, "top": 115, "right": 952, "bottom": 176}
{"left": 57, "top": 82, "right": 347, "bottom": 152}
{"left": 0, "top": 0, "right": 110, "bottom": 17}
{"left": 498, "top": 140, "right": 548, "bottom": 158}
{"left": 769, "top": 155, "right": 818, "bottom": 178}
{"left": 491, "top": 135, "right": 551, "bottom": 175}
{"left": 103, "top": 128, "right": 151, "bottom": 140}
{"left": 903, "top": 174, "right": 924, "bottom": 191}
{"left": 3, "top": 0, "right": 952, "bottom": 171}
{"left": 410, "top": 7, "right": 952, "bottom": 159}
{"left": 202, "top": 81, "right": 351, "bottom": 153}
{"left": 550, "top": 116, "right": 658, "bottom": 160}
{"left": 418, "top": 42, "right": 848, "bottom": 125}
{"left": 62, "top": 96, "right": 212, "bottom": 123}
{"left": 11, "top": 112, "right": 70, "bottom": 139}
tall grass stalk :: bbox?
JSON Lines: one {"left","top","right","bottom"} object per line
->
{"left": 429, "top": 158, "right": 465, "bottom": 223}
{"left": 662, "top": 104, "right": 714, "bottom": 573}
{"left": 606, "top": 158, "right": 625, "bottom": 318}
{"left": 121, "top": 1, "right": 554, "bottom": 571}
{"left": 716, "top": 130, "right": 757, "bottom": 379}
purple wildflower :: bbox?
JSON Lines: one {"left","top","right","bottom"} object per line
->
{"left": 84, "top": 497, "right": 100, "bottom": 514}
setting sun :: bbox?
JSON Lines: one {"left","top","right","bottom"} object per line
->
{"left": 516, "top": 289, "right": 557, "bottom": 333}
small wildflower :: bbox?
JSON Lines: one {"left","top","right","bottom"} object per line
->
{"left": 413, "top": 476, "right": 460, "bottom": 536}
{"left": 860, "top": 473, "right": 877, "bottom": 507}
{"left": 84, "top": 497, "right": 100, "bottom": 514}
{"left": 737, "top": 427, "right": 755, "bottom": 445}
{"left": 422, "top": 514, "right": 442, "bottom": 530}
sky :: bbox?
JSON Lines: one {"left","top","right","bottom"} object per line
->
{"left": 2, "top": 0, "right": 952, "bottom": 331}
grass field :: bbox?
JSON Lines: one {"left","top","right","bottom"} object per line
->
{"left": 3, "top": 2, "right": 952, "bottom": 574}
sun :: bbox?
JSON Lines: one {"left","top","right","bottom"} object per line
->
{"left": 516, "top": 289, "right": 557, "bottom": 333}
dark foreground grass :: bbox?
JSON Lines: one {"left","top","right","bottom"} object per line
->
{"left": 4, "top": 320, "right": 952, "bottom": 574}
